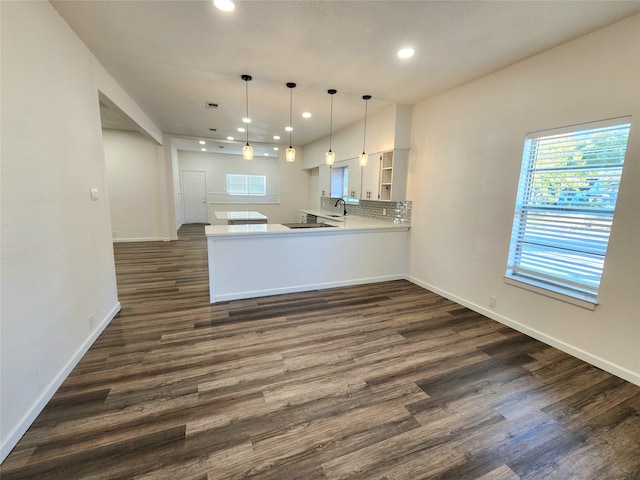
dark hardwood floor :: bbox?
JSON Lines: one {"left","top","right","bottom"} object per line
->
{"left": 2, "top": 224, "right": 639, "bottom": 479}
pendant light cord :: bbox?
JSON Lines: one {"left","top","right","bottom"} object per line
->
{"left": 245, "top": 79, "right": 250, "bottom": 146}
{"left": 289, "top": 88, "right": 293, "bottom": 148}
{"left": 241, "top": 74, "right": 252, "bottom": 147}
{"left": 329, "top": 94, "right": 333, "bottom": 150}
{"left": 362, "top": 98, "right": 368, "bottom": 154}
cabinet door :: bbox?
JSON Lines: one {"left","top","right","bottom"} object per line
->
{"left": 347, "top": 157, "right": 362, "bottom": 199}
{"left": 319, "top": 164, "right": 331, "bottom": 197}
{"left": 361, "top": 153, "right": 381, "bottom": 200}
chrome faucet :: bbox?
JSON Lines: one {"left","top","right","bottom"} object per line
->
{"left": 335, "top": 198, "right": 347, "bottom": 216}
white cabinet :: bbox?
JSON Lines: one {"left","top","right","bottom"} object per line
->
{"left": 347, "top": 158, "right": 362, "bottom": 199}
{"left": 319, "top": 164, "right": 331, "bottom": 197}
{"left": 362, "top": 153, "right": 381, "bottom": 200}
{"left": 379, "top": 150, "right": 408, "bottom": 201}
{"left": 379, "top": 151, "right": 393, "bottom": 201}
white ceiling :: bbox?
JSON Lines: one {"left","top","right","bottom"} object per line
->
{"left": 53, "top": 0, "right": 640, "bottom": 155}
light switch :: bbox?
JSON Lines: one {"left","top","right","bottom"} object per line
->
{"left": 90, "top": 187, "right": 99, "bottom": 201}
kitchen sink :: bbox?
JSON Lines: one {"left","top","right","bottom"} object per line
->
{"left": 282, "top": 223, "right": 337, "bottom": 229}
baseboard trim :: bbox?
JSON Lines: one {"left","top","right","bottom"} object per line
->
{"left": 112, "top": 237, "right": 171, "bottom": 243}
{"left": 407, "top": 276, "right": 640, "bottom": 387}
{"left": 211, "top": 275, "right": 408, "bottom": 303}
{"left": 0, "top": 302, "right": 121, "bottom": 463}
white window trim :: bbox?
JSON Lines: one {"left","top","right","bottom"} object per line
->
{"left": 504, "top": 277, "right": 597, "bottom": 310}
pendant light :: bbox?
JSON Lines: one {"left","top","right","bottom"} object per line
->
{"left": 285, "top": 82, "right": 296, "bottom": 163}
{"left": 359, "top": 95, "right": 371, "bottom": 167}
{"left": 325, "top": 89, "right": 337, "bottom": 165}
{"left": 241, "top": 74, "right": 253, "bottom": 160}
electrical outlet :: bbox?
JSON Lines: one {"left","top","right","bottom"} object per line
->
{"left": 488, "top": 296, "right": 497, "bottom": 308}
{"left": 383, "top": 208, "right": 387, "bottom": 215}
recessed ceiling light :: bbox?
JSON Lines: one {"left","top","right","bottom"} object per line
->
{"left": 200, "top": 148, "right": 206, "bottom": 152}
{"left": 237, "top": 127, "right": 245, "bottom": 133}
{"left": 242, "top": 117, "right": 251, "bottom": 123}
{"left": 273, "top": 135, "right": 280, "bottom": 140}
{"left": 273, "top": 147, "right": 279, "bottom": 151}
{"left": 264, "top": 153, "right": 269, "bottom": 156}
{"left": 199, "top": 140, "right": 206, "bottom": 145}
{"left": 302, "top": 112, "right": 311, "bottom": 118}
{"left": 285, "top": 126, "right": 293, "bottom": 132}
{"left": 227, "top": 136, "right": 234, "bottom": 141}
{"left": 213, "top": 0, "right": 235, "bottom": 12}
{"left": 397, "top": 47, "right": 415, "bottom": 59}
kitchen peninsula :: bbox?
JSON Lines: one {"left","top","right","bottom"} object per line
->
{"left": 205, "top": 215, "right": 409, "bottom": 303}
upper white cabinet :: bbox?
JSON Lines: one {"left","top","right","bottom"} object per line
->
{"left": 379, "top": 150, "right": 408, "bottom": 201}
{"left": 358, "top": 150, "right": 408, "bottom": 201}
{"left": 321, "top": 149, "right": 408, "bottom": 201}
{"left": 379, "top": 152, "right": 393, "bottom": 201}
{"left": 362, "top": 153, "right": 382, "bottom": 200}
{"left": 319, "top": 164, "right": 331, "bottom": 197}
{"left": 347, "top": 157, "right": 362, "bottom": 199}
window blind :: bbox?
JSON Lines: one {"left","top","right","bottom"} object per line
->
{"left": 226, "top": 174, "right": 266, "bottom": 196}
{"left": 506, "top": 119, "right": 631, "bottom": 304}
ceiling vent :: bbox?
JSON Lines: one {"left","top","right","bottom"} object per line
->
{"left": 209, "top": 128, "right": 217, "bottom": 132}
{"left": 206, "top": 102, "right": 219, "bottom": 109}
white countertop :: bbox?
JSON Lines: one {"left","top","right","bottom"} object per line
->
{"left": 205, "top": 214, "right": 409, "bottom": 237}
{"left": 214, "top": 211, "right": 268, "bottom": 220}
{"left": 300, "top": 209, "right": 346, "bottom": 222}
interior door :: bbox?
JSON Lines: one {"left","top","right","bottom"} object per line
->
{"left": 182, "top": 170, "right": 208, "bottom": 224}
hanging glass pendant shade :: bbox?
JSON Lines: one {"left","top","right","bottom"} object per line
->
{"left": 241, "top": 74, "right": 253, "bottom": 160}
{"left": 286, "top": 82, "right": 296, "bottom": 162}
{"left": 285, "top": 146, "right": 296, "bottom": 163}
{"left": 325, "top": 150, "right": 335, "bottom": 165}
{"left": 243, "top": 144, "right": 253, "bottom": 160}
{"left": 325, "top": 89, "right": 337, "bottom": 165}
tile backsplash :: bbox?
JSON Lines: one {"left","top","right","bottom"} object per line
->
{"left": 321, "top": 197, "right": 412, "bottom": 224}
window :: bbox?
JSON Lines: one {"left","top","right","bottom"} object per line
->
{"left": 330, "top": 166, "right": 347, "bottom": 198}
{"left": 226, "top": 174, "right": 266, "bottom": 196}
{"left": 506, "top": 118, "right": 631, "bottom": 307}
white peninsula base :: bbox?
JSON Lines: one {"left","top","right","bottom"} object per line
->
{"left": 206, "top": 222, "right": 409, "bottom": 303}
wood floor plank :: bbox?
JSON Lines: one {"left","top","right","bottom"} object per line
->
{"left": 2, "top": 224, "right": 639, "bottom": 479}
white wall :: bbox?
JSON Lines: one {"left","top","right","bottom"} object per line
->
{"left": 103, "top": 129, "right": 169, "bottom": 241}
{"left": 170, "top": 141, "right": 184, "bottom": 231}
{"left": 0, "top": 2, "right": 163, "bottom": 460}
{"left": 407, "top": 14, "right": 640, "bottom": 384}
{"left": 178, "top": 149, "right": 311, "bottom": 224}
